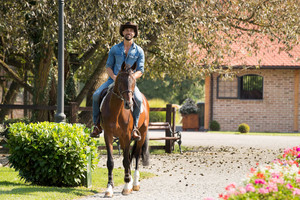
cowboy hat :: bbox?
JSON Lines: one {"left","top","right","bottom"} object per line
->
{"left": 119, "top": 22, "right": 138, "bottom": 38}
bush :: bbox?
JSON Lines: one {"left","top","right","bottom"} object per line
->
{"left": 1, "top": 118, "right": 32, "bottom": 139}
{"left": 179, "top": 98, "right": 198, "bottom": 115}
{"left": 149, "top": 111, "right": 166, "bottom": 122}
{"left": 238, "top": 123, "right": 250, "bottom": 133}
{"left": 148, "top": 98, "right": 168, "bottom": 122}
{"left": 209, "top": 120, "right": 220, "bottom": 131}
{"left": 7, "top": 122, "right": 98, "bottom": 187}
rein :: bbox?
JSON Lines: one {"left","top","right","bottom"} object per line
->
{"left": 112, "top": 89, "right": 134, "bottom": 100}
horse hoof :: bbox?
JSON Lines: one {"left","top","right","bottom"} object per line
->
{"left": 122, "top": 189, "right": 132, "bottom": 195}
{"left": 133, "top": 185, "right": 140, "bottom": 191}
{"left": 104, "top": 192, "right": 113, "bottom": 198}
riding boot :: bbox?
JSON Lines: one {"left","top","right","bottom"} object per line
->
{"left": 131, "top": 126, "right": 141, "bottom": 141}
{"left": 90, "top": 123, "right": 103, "bottom": 138}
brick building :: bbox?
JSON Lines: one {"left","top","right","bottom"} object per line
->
{"left": 204, "top": 42, "right": 300, "bottom": 133}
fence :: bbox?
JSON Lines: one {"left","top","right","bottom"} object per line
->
{"left": 0, "top": 103, "right": 178, "bottom": 153}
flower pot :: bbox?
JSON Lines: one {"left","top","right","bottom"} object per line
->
{"left": 181, "top": 114, "right": 199, "bottom": 131}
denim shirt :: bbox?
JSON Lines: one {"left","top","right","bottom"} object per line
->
{"left": 106, "top": 41, "right": 145, "bottom": 81}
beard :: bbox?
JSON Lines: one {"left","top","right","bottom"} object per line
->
{"left": 124, "top": 34, "right": 133, "bottom": 41}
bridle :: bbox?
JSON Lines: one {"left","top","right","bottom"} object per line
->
{"left": 112, "top": 89, "right": 134, "bottom": 101}
{"left": 111, "top": 71, "right": 135, "bottom": 101}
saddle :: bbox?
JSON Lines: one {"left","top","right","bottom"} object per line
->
{"left": 97, "top": 85, "right": 143, "bottom": 124}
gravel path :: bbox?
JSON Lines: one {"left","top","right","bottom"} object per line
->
{"left": 78, "top": 131, "right": 300, "bottom": 200}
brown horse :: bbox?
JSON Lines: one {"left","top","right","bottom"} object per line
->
{"left": 100, "top": 61, "right": 150, "bottom": 197}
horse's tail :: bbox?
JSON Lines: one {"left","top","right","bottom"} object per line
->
{"left": 141, "top": 131, "right": 150, "bottom": 166}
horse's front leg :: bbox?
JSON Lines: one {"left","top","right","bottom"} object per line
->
{"left": 132, "top": 146, "right": 141, "bottom": 191}
{"left": 104, "top": 135, "right": 114, "bottom": 198}
{"left": 122, "top": 145, "right": 133, "bottom": 195}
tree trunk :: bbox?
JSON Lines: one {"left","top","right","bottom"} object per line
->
{"left": 78, "top": 55, "right": 108, "bottom": 126}
{"left": 0, "top": 81, "right": 20, "bottom": 121}
{"left": 32, "top": 44, "right": 54, "bottom": 121}
{"left": 75, "top": 53, "right": 108, "bottom": 105}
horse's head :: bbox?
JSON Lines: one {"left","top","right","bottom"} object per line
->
{"left": 115, "top": 61, "right": 137, "bottom": 110}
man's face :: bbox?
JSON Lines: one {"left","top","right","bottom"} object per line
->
{"left": 123, "top": 28, "right": 135, "bottom": 41}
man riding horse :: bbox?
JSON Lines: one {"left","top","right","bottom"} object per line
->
{"left": 91, "top": 22, "right": 145, "bottom": 141}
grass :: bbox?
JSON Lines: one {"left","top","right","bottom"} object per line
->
{"left": 148, "top": 98, "right": 182, "bottom": 126}
{"left": 0, "top": 166, "right": 155, "bottom": 200}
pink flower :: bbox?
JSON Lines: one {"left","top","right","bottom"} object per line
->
{"left": 238, "top": 187, "right": 246, "bottom": 194}
{"left": 296, "top": 177, "right": 300, "bottom": 183}
{"left": 267, "top": 182, "right": 278, "bottom": 192}
{"left": 203, "top": 198, "right": 215, "bottom": 200}
{"left": 270, "top": 177, "right": 284, "bottom": 184}
{"left": 271, "top": 173, "right": 280, "bottom": 179}
{"left": 286, "top": 183, "right": 293, "bottom": 189}
{"left": 225, "top": 183, "right": 236, "bottom": 191}
{"left": 246, "top": 184, "right": 255, "bottom": 192}
{"left": 255, "top": 179, "right": 266, "bottom": 185}
{"left": 259, "top": 188, "right": 269, "bottom": 194}
{"left": 293, "top": 188, "right": 300, "bottom": 195}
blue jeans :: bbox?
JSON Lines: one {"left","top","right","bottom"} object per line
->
{"left": 92, "top": 80, "right": 143, "bottom": 128}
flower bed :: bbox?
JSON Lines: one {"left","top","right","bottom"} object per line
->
{"left": 205, "top": 146, "right": 300, "bottom": 200}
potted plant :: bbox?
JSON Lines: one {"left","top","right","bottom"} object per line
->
{"left": 179, "top": 98, "right": 199, "bottom": 131}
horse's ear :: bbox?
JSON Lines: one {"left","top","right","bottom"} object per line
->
{"left": 131, "top": 62, "right": 137, "bottom": 71}
{"left": 121, "top": 61, "right": 126, "bottom": 71}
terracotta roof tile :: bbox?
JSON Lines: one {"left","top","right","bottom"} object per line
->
{"left": 225, "top": 36, "right": 300, "bottom": 67}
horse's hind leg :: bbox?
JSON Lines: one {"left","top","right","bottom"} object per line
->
{"left": 122, "top": 145, "right": 133, "bottom": 195}
{"left": 104, "top": 135, "right": 114, "bottom": 198}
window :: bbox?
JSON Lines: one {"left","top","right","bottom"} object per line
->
{"left": 240, "top": 75, "right": 263, "bottom": 99}
{"left": 217, "top": 76, "right": 238, "bottom": 98}
{"left": 217, "top": 74, "right": 263, "bottom": 100}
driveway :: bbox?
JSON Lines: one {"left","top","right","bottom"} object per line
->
{"left": 79, "top": 131, "right": 300, "bottom": 200}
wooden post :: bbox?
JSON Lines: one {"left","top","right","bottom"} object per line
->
{"left": 70, "top": 102, "right": 79, "bottom": 123}
{"left": 204, "top": 75, "right": 211, "bottom": 130}
{"left": 172, "top": 106, "right": 176, "bottom": 133}
{"left": 165, "top": 104, "right": 172, "bottom": 153}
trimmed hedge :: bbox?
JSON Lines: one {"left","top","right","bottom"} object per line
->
{"left": 7, "top": 122, "right": 98, "bottom": 187}
{"left": 238, "top": 123, "right": 250, "bottom": 133}
{"left": 209, "top": 120, "right": 220, "bottom": 131}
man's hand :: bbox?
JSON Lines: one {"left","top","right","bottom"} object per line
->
{"left": 133, "top": 71, "right": 143, "bottom": 80}
{"left": 106, "top": 67, "right": 117, "bottom": 81}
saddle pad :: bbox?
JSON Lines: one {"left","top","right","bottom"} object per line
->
{"left": 100, "top": 94, "right": 144, "bottom": 114}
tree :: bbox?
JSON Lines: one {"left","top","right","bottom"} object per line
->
{"left": 137, "top": 76, "right": 204, "bottom": 105}
{"left": 0, "top": 0, "right": 299, "bottom": 123}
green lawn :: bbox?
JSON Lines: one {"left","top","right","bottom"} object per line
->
{"left": 0, "top": 167, "right": 155, "bottom": 200}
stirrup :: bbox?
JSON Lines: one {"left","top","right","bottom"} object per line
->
{"left": 90, "top": 125, "right": 102, "bottom": 138}
{"left": 131, "top": 127, "right": 141, "bottom": 141}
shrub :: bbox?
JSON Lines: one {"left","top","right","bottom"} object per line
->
{"left": 148, "top": 98, "right": 168, "bottom": 122}
{"left": 238, "top": 123, "right": 250, "bottom": 133}
{"left": 7, "top": 122, "right": 98, "bottom": 187}
{"left": 209, "top": 120, "right": 220, "bottom": 131}
{"left": 150, "top": 111, "right": 166, "bottom": 122}
{"left": 179, "top": 98, "right": 198, "bottom": 115}
{"left": 1, "top": 118, "right": 32, "bottom": 139}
